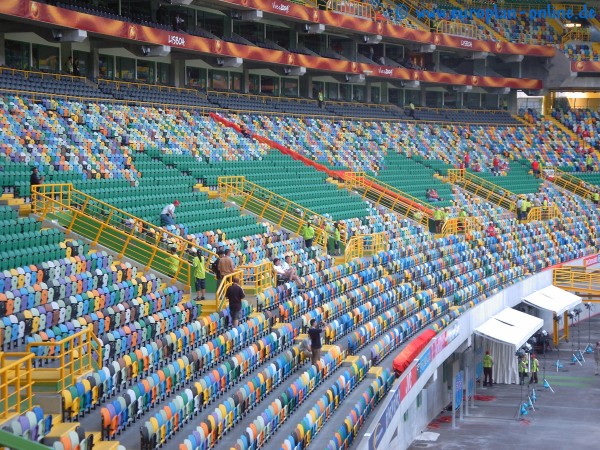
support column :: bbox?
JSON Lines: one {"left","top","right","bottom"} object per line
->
{"left": 170, "top": 59, "right": 185, "bottom": 87}
{"left": 90, "top": 47, "right": 100, "bottom": 79}
{"left": 0, "top": 34, "right": 5, "bottom": 66}
{"left": 60, "top": 42, "right": 73, "bottom": 72}
{"left": 243, "top": 67, "right": 250, "bottom": 94}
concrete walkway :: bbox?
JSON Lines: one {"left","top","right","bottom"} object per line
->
{"left": 409, "top": 313, "right": 600, "bottom": 450}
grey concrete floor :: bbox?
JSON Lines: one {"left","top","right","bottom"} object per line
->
{"left": 409, "top": 312, "right": 600, "bottom": 450}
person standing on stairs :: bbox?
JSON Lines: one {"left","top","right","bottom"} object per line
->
{"left": 191, "top": 248, "right": 206, "bottom": 301}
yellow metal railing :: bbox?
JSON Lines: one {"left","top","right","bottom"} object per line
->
{"left": 441, "top": 216, "right": 482, "bottom": 236}
{"left": 26, "top": 327, "right": 101, "bottom": 392}
{"left": 524, "top": 204, "right": 563, "bottom": 223}
{"left": 562, "top": 27, "right": 591, "bottom": 43}
{"left": 553, "top": 266, "right": 600, "bottom": 296}
{"left": 99, "top": 78, "right": 202, "bottom": 96}
{"left": 343, "top": 172, "right": 431, "bottom": 227}
{"left": 216, "top": 270, "right": 245, "bottom": 312}
{"left": 548, "top": 168, "right": 596, "bottom": 200}
{"left": 0, "top": 352, "right": 34, "bottom": 420}
{"left": 327, "top": 0, "right": 375, "bottom": 20}
{"left": 218, "top": 176, "right": 341, "bottom": 248}
{"left": 436, "top": 20, "right": 482, "bottom": 40}
{"left": 447, "top": 169, "right": 517, "bottom": 212}
{"left": 239, "top": 260, "right": 276, "bottom": 295}
{"left": 344, "top": 232, "right": 388, "bottom": 263}
{"left": 32, "top": 183, "right": 217, "bottom": 286}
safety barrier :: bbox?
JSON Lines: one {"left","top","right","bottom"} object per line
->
{"left": 327, "top": 0, "right": 374, "bottom": 20}
{"left": 218, "top": 176, "right": 339, "bottom": 247}
{"left": 524, "top": 205, "right": 562, "bottom": 223}
{"left": 343, "top": 172, "right": 431, "bottom": 227}
{"left": 239, "top": 260, "right": 276, "bottom": 295}
{"left": 447, "top": 169, "right": 516, "bottom": 212}
{"left": 546, "top": 167, "right": 596, "bottom": 201}
{"left": 215, "top": 270, "right": 245, "bottom": 312}
{"left": 562, "top": 28, "right": 591, "bottom": 44}
{"left": 27, "top": 326, "right": 102, "bottom": 392}
{"left": 32, "top": 183, "right": 270, "bottom": 299}
{"left": 32, "top": 183, "right": 209, "bottom": 286}
{"left": 436, "top": 20, "right": 482, "bottom": 39}
{"left": 553, "top": 266, "right": 600, "bottom": 296}
{"left": 345, "top": 233, "right": 388, "bottom": 263}
{"left": 440, "top": 217, "right": 482, "bottom": 236}
{"left": 0, "top": 352, "right": 34, "bottom": 420}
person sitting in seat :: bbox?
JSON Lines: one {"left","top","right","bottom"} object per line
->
{"left": 160, "top": 200, "right": 185, "bottom": 236}
{"left": 486, "top": 222, "right": 497, "bottom": 238}
{"left": 426, "top": 188, "right": 441, "bottom": 202}
{"left": 274, "top": 256, "right": 302, "bottom": 287}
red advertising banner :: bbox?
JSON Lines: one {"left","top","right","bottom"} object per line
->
{"left": 217, "top": 0, "right": 555, "bottom": 57}
{"left": 583, "top": 254, "right": 599, "bottom": 267}
{"left": 571, "top": 61, "right": 600, "bottom": 72}
{"left": 0, "top": 0, "right": 542, "bottom": 89}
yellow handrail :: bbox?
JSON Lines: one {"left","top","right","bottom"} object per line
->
{"left": 554, "top": 266, "right": 600, "bottom": 296}
{"left": 344, "top": 232, "right": 387, "bottom": 263}
{"left": 0, "top": 66, "right": 89, "bottom": 84}
{"left": 343, "top": 172, "right": 431, "bottom": 226}
{"left": 98, "top": 77, "right": 202, "bottom": 96}
{"left": 0, "top": 352, "right": 34, "bottom": 420}
{"left": 26, "top": 326, "right": 101, "bottom": 392}
{"left": 218, "top": 176, "right": 340, "bottom": 247}
{"left": 562, "top": 28, "right": 591, "bottom": 44}
{"left": 548, "top": 167, "right": 596, "bottom": 200}
{"left": 447, "top": 169, "right": 517, "bottom": 212}
{"left": 441, "top": 216, "right": 482, "bottom": 236}
{"left": 524, "top": 204, "right": 562, "bottom": 223}
{"left": 215, "top": 270, "right": 245, "bottom": 312}
{"left": 436, "top": 19, "right": 482, "bottom": 40}
{"left": 239, "top": 260, "right": 277, "bottom": 295}
{"left": 32, "top": 183, "right": 204, "bottom": 285}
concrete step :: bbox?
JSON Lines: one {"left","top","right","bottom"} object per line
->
{"left": 44, "top": 422, "right": 79, "bottom": 444}
{"left": 92, "top": 441, "right": 122, "bottom": 450}
{"left": 198, "top": 299, "right": 218, "bottom": 316}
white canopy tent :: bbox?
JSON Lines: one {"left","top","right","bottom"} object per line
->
{"left": 475, "top": 308, "right": 544, "bottom": 384}
{"left": 523, "top": 285, "right": 582, "bottom": 315}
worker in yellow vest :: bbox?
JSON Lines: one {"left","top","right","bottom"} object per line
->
{"left": 300, "top": 222, "right": 316, "bottom": 248}
{"left": 529, "top": 354, "right": 539, "bottom": 385}
{"left": 483, "top": 350, "right": 493, "bottom": 386}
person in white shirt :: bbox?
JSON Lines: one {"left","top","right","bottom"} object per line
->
{"left": 274, "top": 256, "right": 302, "bottom": 287}
{"left": 160, "top": 200, "right": 184, "bottom": 235}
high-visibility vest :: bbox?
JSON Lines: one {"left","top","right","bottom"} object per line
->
{"left": 483, "top": 354, "right": 493, "bottom": 368}
{"left": 302, "top": 225, "right": 315, "bottom": 239}
{"left": 531, "top": 358, "right": 539, "bottom": 372}
{"left": 318, "top": 92, "right": 324, "bottom": 101}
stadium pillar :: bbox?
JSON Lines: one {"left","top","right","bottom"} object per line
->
{"left": 0, "top": 34, "right": 5, "bottom": 67}
{"left": 243, "top": 68, "right": 250, "bottom": 94}
{"left": 60, "top": 42, "right": 72, "bottom": 73}
{"left": 90, "top": 47, "right": 100, "bottom": 79}
{"left": 170, "top": 59, "right": 185, "bottom": 88}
